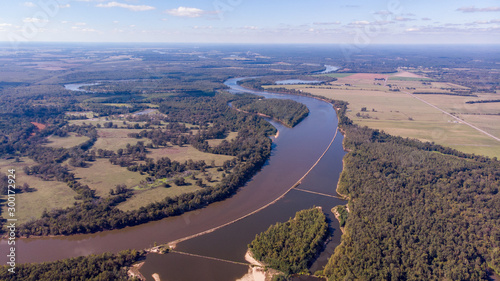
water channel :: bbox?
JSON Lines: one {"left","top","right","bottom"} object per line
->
{"left": 1, "top": 77, "right": 347, "bottom": 280}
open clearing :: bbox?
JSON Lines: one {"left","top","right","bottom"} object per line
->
{"left": 44, "top": 133, "right": 90, "bottom": 149}
{"left": 117, "top": 165, "right": 226, "bottom": 212}
{"left": 206, "top": 131, "right": 239, "bottom": 147}
{"left": 94, "top": 128, "right": 148, "bottom": 151}
{"left": 117, "top": 183, "right": 203, "bottom": 212}
{"left": 71, "top": 158, "right": 148, "bottom": 198}
{"left": 0, "top": 157, "right": 78, "bottom": 225}
{"left": 267, "top": 72, "right": 500, "bottom": 158}
{"left": 147, "top": 145, "right": 235, "bottom": 166}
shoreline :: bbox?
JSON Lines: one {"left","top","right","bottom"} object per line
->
{"left": 166, "top": 125, "right": 340, "bottom": 247}
{"left": 236, "top": 250, "right": 279, "bottom": 281}
{"left": 127, "top": 261, "right": 146, "bottom": 281}
{"left": 274, "top": 130, "right": 280, "bottom": 139}
{"left": 231, "top": 104, "right": 296, "bottom": 129}
{"left": 331, "top": 206, "right": 346, "bottom": 234}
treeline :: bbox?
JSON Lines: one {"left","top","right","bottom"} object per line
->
{"left": 412, "top": 91, "right": 478, "bottom": 97}
{"left": 466, "top": 99, "right": 500, "bottom": 104}
{"left": 237, "top": 78, "right": 343, "bottom": 106}
{"left": 333, "top": 205, "right": 348, "bottom": 228}
{"left": 249, "top": 208, "right": 328, "bottom": 275}
{"left": 232, "top": 98, "right": 309, "bottom": 128}
{"left": 323, "top": 119, "right": 500, "bottom": 280}
{"left": 0, "top": 249, "right": 144, "bottom": 281}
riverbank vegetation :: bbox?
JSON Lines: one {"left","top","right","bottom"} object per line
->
{"left": 232, "top": 98, "right": 309, "bottom": 127}
{"left": 332, "top": 205, "right": 348, "bottom": 228}
{"left": 244, "top": 76, "right": 500, "bottom": 279}
{"left": 322, "top": 108, "right": 500, "bottom": 280}
{"left": 0, "top": 250, "right": 145, "bottom": 281}
{"left": 248, "top": 207, "right": 328, "bottom": 276}
{"left": 12, "top": 93, "right": 284, "bottom": 236}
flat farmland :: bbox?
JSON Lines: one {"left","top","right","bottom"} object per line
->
{"left": 71, "top": 158, "right": 147, "bottom": 198}
{"left": 117, "top": 180, "right": 203, "bottom": 212}
{"left": 267, "top": 74, "right": 500, "bottom": 158}
{"left": 44, "top": 133, "right": 90, "bottom": 149}
{"left": 94, "top": 128, "right": 148, "bottom": 151}
{"left": 0, "top": 157, "right": 78, "bottom": 225}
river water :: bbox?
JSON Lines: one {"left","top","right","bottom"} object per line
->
{"left": 63, "top": 83, "right": 100, "bottom": 92}
{"left": 139, "top": 78, "right": 347, "bottom": 280}
{"left": 1, "top": 77, "right": 346, "bottom": 280}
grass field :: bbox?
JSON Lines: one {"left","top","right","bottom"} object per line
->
{"left": 71, "top": 158, "right": 148, "bottom": 198}
{"left": 117, "top": 183, "right": 203, "bottom": 212}
{"left": 44, "top": 133, "right": 90, "bottom": 149}
{"left": 101, "top": 103, "right": 132, "bottom": 107}
{"left": 206, "top": 131, "right": 239, "bottom": 147}
{"left": 0, "top": 157, "right": 78, "bottom": 225}
{"left": 61, "top": 117, "right": 235, "bottom": 209}
{"left": 146, "top": 145, "right": 234, "bottom": 166}
{"left": 388, "top": 76, "right": 431, "bottom": 81}
{"left": 94, "top": 128, "right": 148, "bottom": 151}
{"left": 316, "top": 73, "right": 356, "bottom": 78}
{"left": 267, "top": 74, "right": 500, "bottom": 158}
{"left": 118, "top": 166, "right": 227, "bottom": 212}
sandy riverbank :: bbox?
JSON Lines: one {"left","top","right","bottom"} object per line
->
{"left": 236, "top": 251, "right": 281, "bottom": 281}
{"left": 128, "top": 262, "right": 146, "bottom": 281}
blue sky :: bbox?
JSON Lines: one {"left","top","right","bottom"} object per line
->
{"left": 0, "top": 0, "right": 499, "bottom": 44}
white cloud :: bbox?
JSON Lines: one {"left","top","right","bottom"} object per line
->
{"left": 473, "top": 19, "right": 500, "bottom": 24}
{"left": 97, "top": 2, "right": 155, "bottom": 12}
{"left": 405, "top": 28, "right": 420, "bottom": 32}
{"left": 374, "top": 10, "right": 392, "bottom": 15}
{"left": 165, "top": 7, "right": 205, "bottom": 18}
{"left": 0, "top": 23, "right": 12, "bottom": 27}
{"left": 193, "top": 25, "right": 213, "bottom": 29}
{"left": 75, "top": 22, "right": 87, "bottom": 26}
{"left": 394, "top": 16, "right": 415, "bottom": 22}
{"left": 457, "top": 6, "right": 500, "bottom": 13}
{"left": 59, "top": 4, "right": 71, "bottom": 8}
{"left": 313, "top": 21, "right": 341, "bottom": 25}
{"left": 243, "top": 26, "right": 258, "bottom": 30}
{"left": 374, "top": 20, "right": 394, "bottom": 25}
{"left": 23, "top": 17, "right": 49, "bottom": 23}
{"left": 72, "top": 25, "right": 98, "bottom": 32}
{"left": 349, "top": 21, "right": 371, "bottom": 25}
{"left": 23, "top": 2, "right": 36, "bottom": 7}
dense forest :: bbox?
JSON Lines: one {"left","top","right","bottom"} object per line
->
{"left": 0, "top": 250, "right": 144, "bottom": 281}
{"left": 232, "top": 98, "right": 309, "bottom": 127}
{"left": 248, "top": 207, "right": 328, "bottom": 276}
{"left": 323, "top": 119, "right": 500, "bottom": 280}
